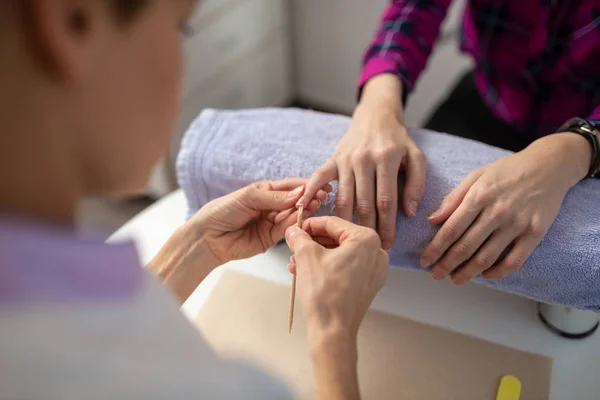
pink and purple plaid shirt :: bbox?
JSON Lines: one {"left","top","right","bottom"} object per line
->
{"left": 359, "top": 0, "right": 600, "bottom": 137}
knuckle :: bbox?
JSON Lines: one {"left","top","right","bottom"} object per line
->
{"left": 409, "top": 183, "right": 426, "bottom": 198}
{"left": 355, "top": 200, "right": 375, "bottom": 218}
{"left": 469, "top": 184, "right": 491, "bottom": 206}
{"left": 474, "top": 252, "right": 496, "bottom": 269}
{"left": 528, "top": 219, "right": 546, "bottom": 237}
{"left": 440, "top": 224, "right": 461, "bottom": 242}
{"left": 451, "top": 241, "right": 475, "bottom": 259}
{"left": 488, "top": 204, "right": 510, "bottom": 222}
{"left": 373, "top": 146, "right": 397, "bottom": 161}
{"left": 435, "top": 262, "right": 453, "bottom": 275}
{"left": 504, "top": 257, "right": 525, "bottom": 272}
{"left": 251, "top": 181, "right": 267, "bottom": 191}
{"left": 376, "top": 194, "right": 395, "bottom": 213}
{"left": 351, "top": 151, "right": 370, "bottom": 166}
{"left": 335, "top": 195, "right": 352, "bottom": 210}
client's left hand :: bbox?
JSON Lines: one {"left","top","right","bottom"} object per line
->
{"left": 420, "top": 133, "right": 591, "bottom": 284}
{"left": 191, "top": 178, "right": 330, "bottom": 264}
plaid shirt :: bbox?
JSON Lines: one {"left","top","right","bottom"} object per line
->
{"left": 359, "top": 0, "right": 600, "bottom": 137}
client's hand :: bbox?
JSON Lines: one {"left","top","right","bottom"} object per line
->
{"left": 421, "top": 133, "right": 592, "bottom": 284}
{"left": 286, "top": 217, "right": 389, "bottom": 400}
{"left": 298, "top": 74, "right": 427, "bottom": 251}
{"left": 192, "top": 178, "right": 331, "bottom": 264}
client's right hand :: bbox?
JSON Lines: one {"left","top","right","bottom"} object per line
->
{"left": 285, "top": 217, "right": 389, "bottom": 340}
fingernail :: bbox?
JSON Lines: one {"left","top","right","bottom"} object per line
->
{"left": 432, "top": 272, "right": 444, "bottom": 281}
{"left": 420, "top": 257, "right": 431, "bottom": 268}
{"left": 289, "top": 186, "right": 304, "bottom": 199}
{"left": 285, "top": 226, "right": 300, "bottom": 244}
{"left": 409, "top": 201, "right": 418, "bottom": 217}
{"left": 316, "top": 200, "right": 322, "bottom": 209}
{"left": 428, "top": 208, "right": 442, "bottom": 221}
{"left": 382, "top": 241, "right": 392, "bottom": 251}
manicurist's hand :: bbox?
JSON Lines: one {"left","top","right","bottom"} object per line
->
{"left": 298, "top": 74, "right": 427, "bottom": 251}
{"left": 286, "top": 217, "right": 389, "bottom": 400}
{"left": 192, "top": 179, "right": 332, "bottom": 263}
{"left": 421, "top": 133, "right": 593, "bottom": 284}
{"left": 150, "top": 179, "right": 330, "bottom": 303}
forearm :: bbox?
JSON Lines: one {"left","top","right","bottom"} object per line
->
{"left": 309, "top": 326, "right": 361, "bottom": 400}
{"left": 358, "top": 0, "right": 452, "bottom": 103}
{"left": 359, "top": 73, "right": 405, "bottom": 123}
{"left": 149, "top": 222, "right": 221, "bottom": 304}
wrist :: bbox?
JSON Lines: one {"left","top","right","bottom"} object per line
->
{"left": 531, "top": 133, "right": 592, "bottom": 187}
{"left": 308, "top": 324, "right": 360, "bottom": 399}
{"left": 149, "top": 221, "right": 220, "bottom": 303}
{"left": 308, "top": 320, "right": 357, "bottom": 361}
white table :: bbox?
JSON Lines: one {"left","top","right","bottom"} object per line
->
{"left": 109, "top": 189, "right": 600, "bottom": 400}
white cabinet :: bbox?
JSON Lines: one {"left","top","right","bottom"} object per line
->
{"left": 146, "top": 0, "right": 293, "bottom": 198}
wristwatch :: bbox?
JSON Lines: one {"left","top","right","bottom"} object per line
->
{"left": 558, "top": 117, "right": 600, "bottom": 179}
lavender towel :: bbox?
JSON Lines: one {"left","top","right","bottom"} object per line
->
{"left": 177, "top": 108, "right": 600, "bottom": 310}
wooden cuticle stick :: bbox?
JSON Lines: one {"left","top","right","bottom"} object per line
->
{"left": 288, "top": 204, "right": 303, "bottom": 333}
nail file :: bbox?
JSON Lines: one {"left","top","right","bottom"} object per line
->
{"left": 496, "top": 375, "right": 521, "bottom": 400}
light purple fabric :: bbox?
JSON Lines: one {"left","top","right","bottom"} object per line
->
{"left": 0, "top": 216, "right": 142, "bottom": 304}
{"left": 177, "top": 108, "right": 600, "bottom": 310}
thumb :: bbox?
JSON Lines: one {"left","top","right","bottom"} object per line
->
{"left": 285, "top": 226, "right": 320, "bottom": 254}
{"left": 244, "top": 184, "right": 305, "bottom": 212}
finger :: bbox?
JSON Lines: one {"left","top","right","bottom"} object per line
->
{"left": 302, "top": 216, "right": 363, "bottom": 245}
{"left": 482, "top": 234, "right": 541, "bottom": 280}
{"left": 269, "top": 179, "right": 332, "bottom": 199}
{"left": 285, "top": 226, "right": 321, "bottom": 254}
{"left": 244, "top": 182, "right": 306, "bottom": 212}
{"left": 271, "top": 208, "right": 295, "bottom": 224}
{"left": 302, "top": 198, "right": 324, "bottom": 215}
{"left": 421, "top": 200, "right": 483, "bottom": 268}
{"left": 431, "top": 211, "right": 501, "bottom": 279}
{"left": 402, "top": 146, "right": 427, "bottom": 217}
{"left": 335, "top": 162, "right": 355, "bottom": 221}
{"left": 311, "top": 235, "right": 338, "bottom": 248}
{"left": 376, "top": 162, "right": 399, "bottom": 251}
{"left": 450, "top": 228, "right": 518, "bottom": 284}
{"left": 428, "top": 170, "right": 482, "bottom": 225}
{"left": 288, "top": 263, "right": 296, "bottom": 275}
{"left": 297, "top": 160, "right": 338, "bottom": 207}
{"left": 355, "top": 162, "right": 377, "bottom": 229}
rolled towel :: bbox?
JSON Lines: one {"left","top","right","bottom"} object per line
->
{"left": 177, "top": 108, "right": 600, "bottom": 310}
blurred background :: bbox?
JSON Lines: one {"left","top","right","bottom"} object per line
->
{"left": 77, "top": 0, "right": 471, "bottom": 237}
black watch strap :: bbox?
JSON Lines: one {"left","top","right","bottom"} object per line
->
{"left": 558, "top": 117, "right": 600, "bottom": 179}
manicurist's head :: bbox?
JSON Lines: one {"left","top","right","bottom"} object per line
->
{"left": 0, "top": 0, "right": 196, "bottom": 220}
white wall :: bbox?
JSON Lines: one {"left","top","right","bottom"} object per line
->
{"left": 290, "top": 0, "right": 472, "bottom": 127}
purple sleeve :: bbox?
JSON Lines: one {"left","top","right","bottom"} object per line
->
{"left": 358, "top": 0, "right": 453, "bottom": 101}
{"left": 587, "top": 106, "right": 600, "bottom": 124}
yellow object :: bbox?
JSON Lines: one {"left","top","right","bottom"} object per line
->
{"left": 497, "top": 375, "right": 521, "bottom": 400}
